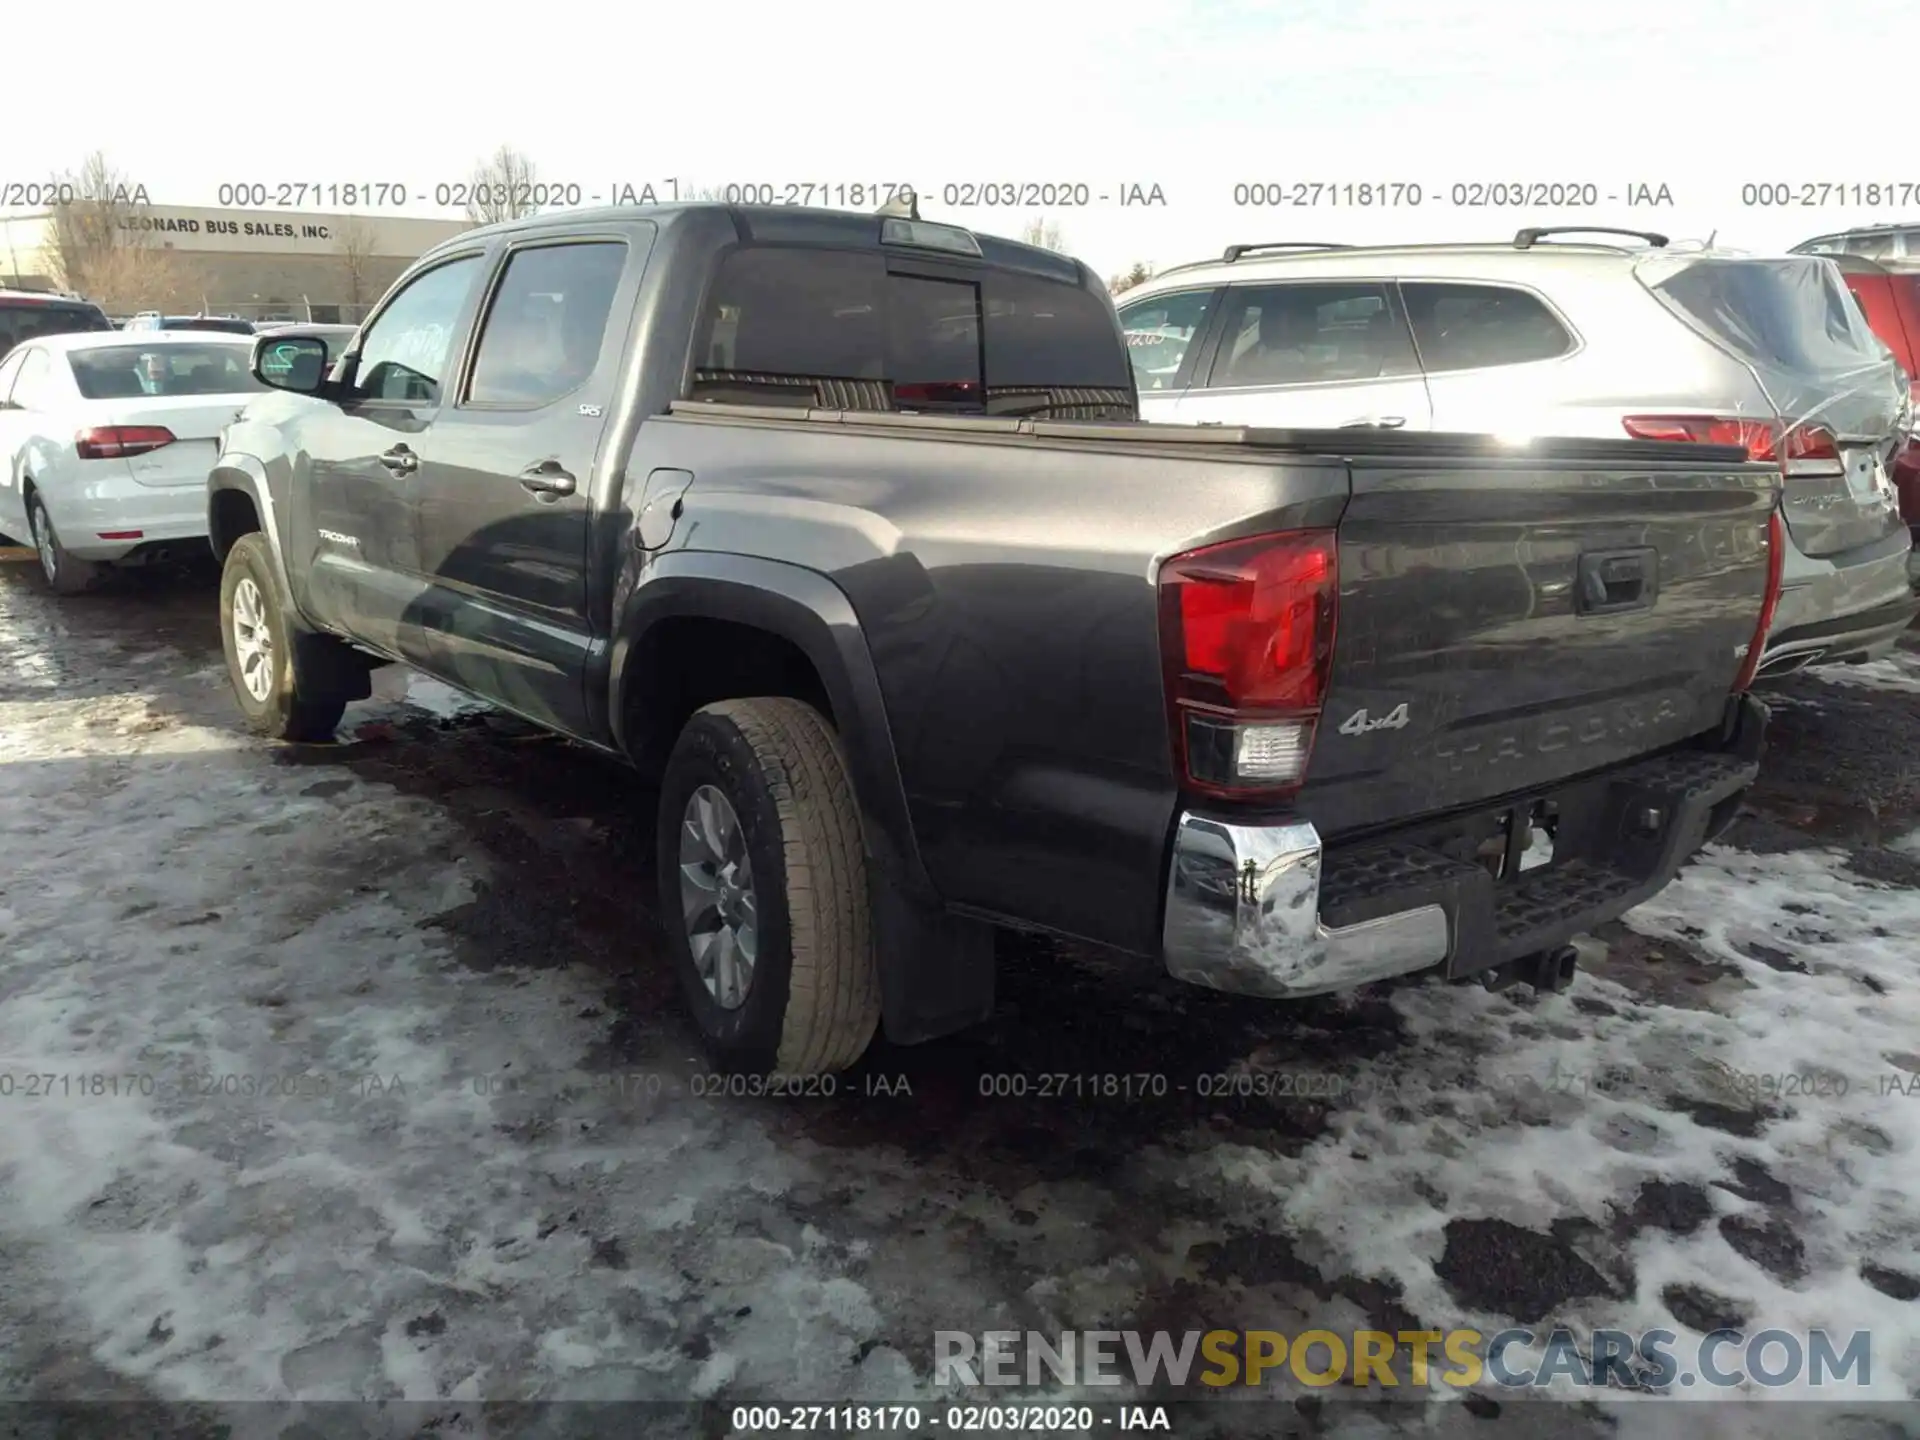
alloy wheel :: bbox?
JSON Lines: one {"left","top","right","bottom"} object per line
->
{"left": 31, "top": 502, "right": 56, "bottom": 583}
{"left": 678, "top": 783, "right": 759, "bottom": 1009}
{"left": 231, "top": 576, "right": 275, "bottom": 703}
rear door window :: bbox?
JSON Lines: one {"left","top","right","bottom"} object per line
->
{"left": 1401, "top": 283, "right": 1576, "bottom": 372}
{"left": 466, "top": 241, "right": 628, "bottom": 406}
{"left": 1203, "top": 283, "right": 1417, "bottom": 388}
{"left": 1118, "top": 288, "right": 1217, "bottom": 393}
{"left": 694, "top": 245, "right": 1129, "bottom": 412}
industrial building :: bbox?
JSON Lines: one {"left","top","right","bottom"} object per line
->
{"left": 0, "top": 204, "right": 472, "bottom": 322}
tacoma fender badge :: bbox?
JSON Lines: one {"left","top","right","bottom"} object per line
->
{"left": 1338, "top": 702, "right": 1411, "bottom": 736}
{"left": 578, "top": 403, "right": 603, "bottom": 417}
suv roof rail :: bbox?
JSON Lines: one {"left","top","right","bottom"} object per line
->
{"left": 1146, "top": 258, "right": 1218, "bottom": 281}
{"left": 1513, "top": 226, "right": 1670, "bottom": 250}
{"left": 1222, "top": 242, "right": 1354, "bottom": 262}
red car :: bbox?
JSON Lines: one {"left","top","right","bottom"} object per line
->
{"left": 1829, "top": 256, "right": 1920, "bottom": 572}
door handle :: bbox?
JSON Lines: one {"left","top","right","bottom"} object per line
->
{"left": 518, "top": 461, "right": 576, "bottom": 497}
{"left": 1338, "top": 415, "right": 1407, "bottom": 429}
{"left": 378, "top": 445, "right": 419, "bottom": 474}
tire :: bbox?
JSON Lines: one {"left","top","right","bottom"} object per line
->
{"left": 27, "top": 491, "right": 105, "bottom": 596}
{"left": 219, "top": 533, "right": 347, "bottom": 742}
{"left": 657, "top": 696, "right": 882, "bottom": 1076}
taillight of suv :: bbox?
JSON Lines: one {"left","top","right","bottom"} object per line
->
{"left": 1622, "top": 415, "right": 1843, "bottom": 468}
{"left": 1157, "top": 530, "right": 1338, "bottom": 799}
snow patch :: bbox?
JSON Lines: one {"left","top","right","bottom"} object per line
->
{"left": 1809, "top": 647, "right": 1920, "bottom": 696}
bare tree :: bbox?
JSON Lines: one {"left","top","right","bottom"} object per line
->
{"left": 1020, "top": 215, "right": 1066, "bottom": 252}
{"left": 62, "top": 244, "right": 191, "bottom": 313}
{"left": 334, "top": 218, "right": 379, "bottom": 309}
{"left": 1108, "top": 261, "right": 1155, "bottom": 296}
{"left": 45, "top": 151, "right": 185, "bottom": 311}
{"left": 463, "top": 144, "right": 541, "bottom": 225}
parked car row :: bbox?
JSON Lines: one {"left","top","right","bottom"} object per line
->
{"left": 1116, "top": 227, "right": 1920, "bottom": 678}
{"left": 0, "top": 299, "right": 361, "bottom": 364}
{"left": 0, "top": 200, "right": 1906, "bottom": 1079}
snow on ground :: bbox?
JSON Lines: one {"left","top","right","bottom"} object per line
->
{"left": 367, "top": 665, "right": 493, "bottom": 721}
{"left": 2, "top": 566, "right": 1918, "bottom": 1436}
{"left": 1809, "top": 646, "right": 1920, "bottom": 697}
{"left": 1205, "top": 842, "right": 1920, "bottom": 1403}
{"left": 0, "top": 684, "right": 930, "bottom": 1407}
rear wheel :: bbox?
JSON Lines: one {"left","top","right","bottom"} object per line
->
{"left": 657, "top": 697, "right": 881, "bottom": 1075}
{"left": 27, "top": 492, "right": 105, "bottom": 596}
{"left": 219, "top": 533, "right": 348, "bottom": 742}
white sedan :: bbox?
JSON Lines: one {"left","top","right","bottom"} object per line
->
{"left": 0, "top": 330, "right": 268, "bottom": 593}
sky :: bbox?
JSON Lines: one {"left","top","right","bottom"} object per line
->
{"left": 9, "top": 0, "right": 1920, "bottom": 280}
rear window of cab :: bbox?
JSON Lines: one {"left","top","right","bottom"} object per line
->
{"left": 694, "top": 246, "right": 1132, "bottom": 409}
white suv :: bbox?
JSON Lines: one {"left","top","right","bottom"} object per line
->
{"left": 1116, "top": 227, "right": 1919, "bottom": 675}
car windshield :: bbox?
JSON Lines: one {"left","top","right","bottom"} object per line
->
{"left": 68, "top": 343, "right": 269, "bottom": 399}
{"left": 0, "top": 300, "right": 114, "bottom": 361}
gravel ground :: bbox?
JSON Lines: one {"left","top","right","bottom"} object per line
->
{"left": 1, "top": 552, "right": 1917, "bottom": 1439}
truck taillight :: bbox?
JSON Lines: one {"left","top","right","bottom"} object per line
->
{"left": 1731, "top": 508, "right": 1786, "bottom": 694}
{"left": 76, "top": 425, "right": 175, "bottom": 460}
{"left": 1622, "top": 415, "right": 1839, "bottom": 465}
{"left": 1157, "top": 529, "right": 1337, "bottom": 798}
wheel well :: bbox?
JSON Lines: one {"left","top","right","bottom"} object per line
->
{"left": 622, "top": 616, "right": 836, "bottom": 778}
{"left": 208, "top": 486, "right": 262, "bottom": 562}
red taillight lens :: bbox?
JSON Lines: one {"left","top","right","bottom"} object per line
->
{"left": 76, "top": 425, "right": 175, "bottom": 460}
{"left": 1622, "top": 415, "right": 1840, "bottom": 466}
{"left": 1158, "top": 529, "right": 1338, "bottom": 798}
{"left": 1780, "top": 423, "right": 1840, "bottom": 462}
{"left": 1624, "top": 414, "right": 1779, "bottom": 460}
{"left": 1731, "top": 508, "right": 1786, "bottom": 694}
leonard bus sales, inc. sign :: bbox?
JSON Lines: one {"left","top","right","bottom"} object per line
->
{"left": 121, "top": 211, "right": 332, "bottom": 242}
{"left": 99, "top": 205, "right": 468, "bottom": 258}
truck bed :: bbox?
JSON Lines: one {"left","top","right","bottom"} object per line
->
{"left": 643, "top": 405, "right": 1775, "bottom": 960}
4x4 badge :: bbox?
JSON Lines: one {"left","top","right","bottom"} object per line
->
{"left": 1338, "top": 703, "right": 1411, "bottom": 736}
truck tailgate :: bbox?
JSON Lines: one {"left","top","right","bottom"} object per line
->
{"left": 1297, "top": 436, "right": 1777, "bottom": 839}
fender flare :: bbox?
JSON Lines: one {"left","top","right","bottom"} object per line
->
{"left": 206, "top": 458, "right": 367, "bottom": 696}
{"left": 609, "top": 550, "right": 934, "bottom": 902}
{"left": 207, "top": 456, "right": 289, "bottom": 579}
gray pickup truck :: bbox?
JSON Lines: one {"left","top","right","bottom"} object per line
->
{"left": 209, "top": 202, "right": 1780, "bottom": 1076}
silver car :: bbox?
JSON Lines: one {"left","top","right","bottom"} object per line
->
{"left": 1117, "top": 229, "right": 1918, "bottom": 676}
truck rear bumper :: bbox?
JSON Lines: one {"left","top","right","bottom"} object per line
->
{"left": 1161, "top": 696, "right": 1767, "bottom": 999}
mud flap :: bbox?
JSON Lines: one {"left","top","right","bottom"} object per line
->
{"left": 874, "top": 881, "right": 996, "bottom": 1045}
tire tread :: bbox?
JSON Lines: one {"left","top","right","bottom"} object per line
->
{"left": 703, "top": 696, "right": 880, "bottom": 1074}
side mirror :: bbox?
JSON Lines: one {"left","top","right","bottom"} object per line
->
{"left": 251, "top": 334, "right": 331, "bottom": 394}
